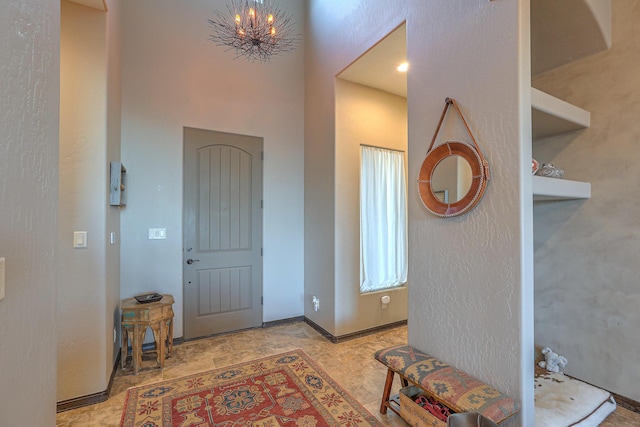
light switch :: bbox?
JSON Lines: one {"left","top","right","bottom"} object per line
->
{"left": 110, "top": 232, "right": 116, "bottom": 245}
{"left": 74, "top": 231, "right": 88, "bottom": 248}
{"left": 149, "top": 228, "right": 166, "bottom": 240}
{"left": 0, "top": 257, "right": 5, "bottom": 301}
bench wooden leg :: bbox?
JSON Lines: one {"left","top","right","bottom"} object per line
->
{"left": 380, "top": 368, "right": 395, "bottom": 414}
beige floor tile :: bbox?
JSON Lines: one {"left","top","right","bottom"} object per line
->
{"left": 56, "top": 321, "right": 638, "bottom": 427}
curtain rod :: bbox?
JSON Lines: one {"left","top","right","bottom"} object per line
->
{"left": 360, "top": 144, "right": 405, "bottom": 153}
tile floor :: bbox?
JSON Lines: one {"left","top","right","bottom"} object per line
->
{"left": 56, "top": 321, "right": 638, "bottom": 426}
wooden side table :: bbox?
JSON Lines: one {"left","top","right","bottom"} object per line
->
{"left": 121, "top": 294, "right": 174, "bottom": 375}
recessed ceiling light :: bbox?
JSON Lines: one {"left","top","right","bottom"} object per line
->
{"left": 397, "top": 62, "right": 409, "bottom": 72}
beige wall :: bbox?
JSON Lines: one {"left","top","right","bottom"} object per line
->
{"left": 533, "top": 0, "right": 640, "bottom": 402}
{"left": 305, "top": 1, "right": 533, "bottom": 424}
{"left": 333, "top": 79, "right": 408, "bottom": 336}
{"left": 0, "top": 0, "right": 59, "bottom": 423}
{"left": 105, "top": 0, "right": 123, "bottom": 391}
{"left": 58, "top": 0, "right": 122, "bottom": 402}
{"left": 58, "top": 0, "right": 108, "bottom": 401}
{"left": 304, "top": 1, "right": 408, "bottom": 338}
{"left": 120, "top": 0, "right": 305, "bottom": 335}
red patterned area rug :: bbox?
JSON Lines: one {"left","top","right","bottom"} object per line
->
{"left": 120, "top": 349, "right": 382, "bottom": 427}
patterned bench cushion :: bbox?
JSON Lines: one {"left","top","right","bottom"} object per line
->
{"left": 375, "top": 345, "right": 520, "bottom": 423}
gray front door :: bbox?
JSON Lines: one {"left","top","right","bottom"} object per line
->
{"left": 183, "top": 127, "right": 263, "bottom": 340}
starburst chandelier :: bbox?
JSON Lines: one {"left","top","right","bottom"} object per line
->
{"left": 208, "top": 0, "right": 300, "bottom": 62}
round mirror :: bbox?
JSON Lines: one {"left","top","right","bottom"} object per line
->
{"left": 418, "top": 141, "right": 488, "bottom": 217}
{"left": 430, "top": 155, "right": 473, "bottom": 204}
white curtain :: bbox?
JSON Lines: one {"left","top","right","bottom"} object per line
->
{"left": 360, "top": 146, "right": 408, "bottom": 293}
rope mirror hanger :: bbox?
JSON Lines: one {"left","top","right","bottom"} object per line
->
{"left": 417, "top": 98, "right": 490, "bottom": 217}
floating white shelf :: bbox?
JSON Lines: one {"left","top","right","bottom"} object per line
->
{"left": 531, "top": 88, "right": 592, "bottom": 201}
{"left": 532, "top": 176, "right": 591, "bottom": 201}
{"left": 531, "top": 88, "right": 590, "bottom": 139}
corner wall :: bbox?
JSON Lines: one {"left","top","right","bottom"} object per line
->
{"left": 0, "top": 0, "right": 59, "bottom": 424}
{"left": 533, "top": 0, "right": 640, "bottom": 403}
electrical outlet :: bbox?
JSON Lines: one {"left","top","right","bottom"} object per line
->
{"left": 113, "top": 327, "right": 117, "bottom": 344}
{"left": 381, "top": 295, "right": 390, "bottom": 309}
{"left": 312, "top": 296, "right": 319, "bottom": 312}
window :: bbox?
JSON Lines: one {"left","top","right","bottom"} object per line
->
{"left": 360, "top": 146, "right": 408, "bottom": 293}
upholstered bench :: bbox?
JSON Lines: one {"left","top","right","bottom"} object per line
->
{"left": 375, "top": 345, "right": 520, "bottom": 426}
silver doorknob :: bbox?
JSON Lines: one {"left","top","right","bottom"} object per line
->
{"left": 186, "top": 258, "right": 200, "bottom": 265}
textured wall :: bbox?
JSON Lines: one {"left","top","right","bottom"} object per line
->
{"left": 0, "top": 0, "right": 59, "bottom": 424}
{"left": 533, "top": 0, "right": 640, "bottom": 402}
{"left": 407, "top": 4, "right": 532, "bottom": 426}
{"left": 334, "top": 79, "right": 408, "bottom": 336}
{"left": 120, "top": 0, "right": 305, "bottom": 335}
{"left": 305, "top": 1, "right": 533, "bottom": 424}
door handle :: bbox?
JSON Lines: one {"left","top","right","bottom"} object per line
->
{"left": 186, "top": 258, "right": 200, "bottom": 265}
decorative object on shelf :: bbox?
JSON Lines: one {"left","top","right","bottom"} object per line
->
{"left": 536, "top": 163, "right": 564, "bottom": 179}
{"left": 418, "top": 98, "right": 490, "bottom": 217}
{"left": 208, "top": 0, "right": 301, "bottom": 62}
{"left": 532, "top": 158, "right": 540, "bottom": 175}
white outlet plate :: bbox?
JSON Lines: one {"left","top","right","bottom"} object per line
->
{"left": 0, "top": 257, "right": 5, "bottom": 301}
{"left": 149, "top": 228, "right": 166, "bottom": 240}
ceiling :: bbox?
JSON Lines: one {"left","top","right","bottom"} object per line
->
{"left": 67, "top": 0, "right": 107, "bottom": 11}
{"left": 337, "top": 1, "right": 611, "bottom": 90}
{"left": 337, "top": 23, "right": 407, "bottom": 98}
